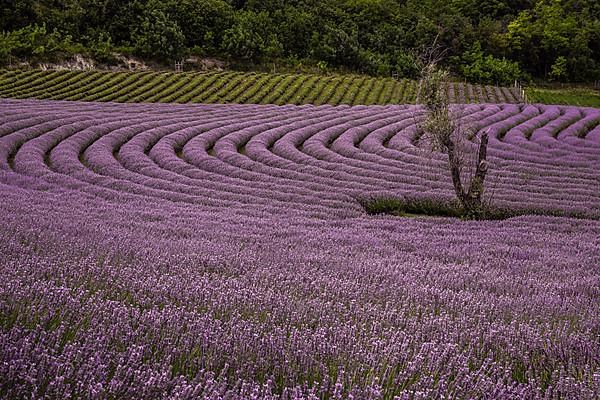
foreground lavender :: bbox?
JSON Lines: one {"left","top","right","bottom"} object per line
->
{"left": 0, "top": 99, "right": 599, "bottom": 399}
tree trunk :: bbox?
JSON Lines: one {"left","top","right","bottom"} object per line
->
{"left": 445, "top": 140, "right": 466, "bottom": 205}
{"left": 464, "top": 133, "right": 489, "bottom": 218}
{"left": 447, "top": 133, "right": 489, "bottom": 219}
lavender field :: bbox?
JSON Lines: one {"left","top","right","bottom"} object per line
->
{"left": 0, "top": 99, "right": 599, "bottom": 399}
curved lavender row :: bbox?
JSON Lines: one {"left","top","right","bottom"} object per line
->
{"left": 2, "top": 100, "right": 600, "bottom": 217}
{"left": 16, "top": 112, "right": 356, "bottom": 219}
{"left": 1, "top": 99, "right": 599, "bottom": 399}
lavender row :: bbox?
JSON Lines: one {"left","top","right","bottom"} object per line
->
{"left": 1, "top": 100, "right": 599, "bottom": 218}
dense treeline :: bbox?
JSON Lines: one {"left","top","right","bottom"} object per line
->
{"left": 1, "top": 0, "right": 599, "bottom": 83}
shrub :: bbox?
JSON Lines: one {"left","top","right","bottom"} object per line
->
{"left": 133, "top": 9, "right": 186, "bottom": 61}
{"left": 459, "top": 42, "right": 521, "bottom": 85}
{"left": 0, "top": 24, "right": 74, "bottom": 64}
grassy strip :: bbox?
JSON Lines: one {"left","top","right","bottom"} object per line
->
{"left": 53, "top": 71, "right": 116, "bottom": 101}
{"left": 288, "top": 75, "right": 320, "bottom": 105}
{"left": 234, "top": 73, "right": 271, "bottom": 104}
{"left": 77, "top": 72, "right": 131, "bottom": 101}
{"left": 246, "top": 74, "right": 285, "bottom": 104}
{"left": 113, "top": 73, "right": 170, "bottom": 102}
{"left": 159, "top": 73, "right": 210, "bottom": 103}
{"left": 148, "top": 73, "right": 197, "bottom": 103}
{"left": 360, "top": 197, "right": 599, "bottom": 220}
{"left": 0, "top": 70, "right": 44, "bottom": 95}
{"left": 220, "top": 73, "right": 264, "bottom": 103}
{"left": 204, "top": 73, "right": 249, "bottom": 103}
{"left": 275, "top": 74, "right": 310, "bottom": 105}
{"left": 192, "top": 72, "right": 241, "bottom": 103}
{"left": 526, "top": 87, "right": 600, "bottom": 107}
{"left": 302, "top": 76, "right": 334, "bottom": 105}
{"left": 174, "top": 72, "right": 222, "bottom": 103}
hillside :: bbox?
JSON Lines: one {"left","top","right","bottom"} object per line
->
{"left": 0, "top": 69, "right": 523, "bottom": 105}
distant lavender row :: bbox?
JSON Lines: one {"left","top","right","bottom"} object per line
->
{"left": 0, "top": 69, "right": 524, "bottom": 105}
{"left": 0, "top": 99, "right": 599, "bottom": 399}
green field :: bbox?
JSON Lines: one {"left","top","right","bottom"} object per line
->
{"left": 0, "top": 69, "right": 523, "bottom": 105}
{"left": 525, "top": 87, "right": 600, "bottom": 108}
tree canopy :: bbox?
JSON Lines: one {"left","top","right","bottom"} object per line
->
{"left": 1, "top": 0, "right": 598, "bottom": 82}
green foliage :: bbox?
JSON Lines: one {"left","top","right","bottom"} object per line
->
{"left": 506, "top": 0, "right": 599, "bottom": 81}
{"left": 359, "top": 197, "right": 463, "bottom": 218}
{"left": 164, "top": 0, "right": 234, "bottom": 52}
{"left": 0, "top": 0, "right": 598, "bottom": 81}
{"left": 316, "top": 60, "right": 328, "bottom": 74}
{"left": 222, "top": 11, "right": 282, "bottom": 60}
{"left": 526, "top": 87, "right": 600, "bottom": 108}
{"left": 548, "top": 56, "right": 567, "bottom": 82}
{"left": 460, "top": 42, "right": 521, "bottom": 85}
{"left": 357, "top": 49, "right": 390, "bottom": 76}
{"left": 393, "top": 52, "right": 420, "bottom": 80}
{"left": 89, "top": 32, "right": 115, "bottom": 63}
{"left": 0, "top": 24, "right": 73, "bottom": 63}
{"left": 0, "top": 68, "right": 590, "bottom": 108}
{"left": 419, "top": 65, "right": 449, "bottom": 113}
{"left": 133, "top": 8, "right": 186, "bottom": 61}
{"left": 309, "top": 21, "right": 360, "bottom": 67}
{"left": 360, "top": 196, "right": 598, "bottom": 220}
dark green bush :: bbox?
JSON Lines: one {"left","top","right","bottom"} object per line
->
{"left": 359, "top": 197, "right": 598, "bottom": 221}
{"left": 459, "top": 42, "right": 521, "bottom": 86}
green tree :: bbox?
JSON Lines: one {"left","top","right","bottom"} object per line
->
{"left": 393, "top": 51, "right": 420, "bottom": 79}
{"left": 460, "top": 41, "right": 521, "bottom": 85}
{"left": 309, "top": 21, "right": 360, "bottom": 66}
{"left": 133, "top": 8, "right": 185, "bottom": 60}
{"left": 162, "top": 0, "right": 234, "bottom": 52}
{"left": 548, "top": 56, "right": 567, "bottom": 82}
{"left": 506, "top": 0, "right": 596, "bottom": 80}
{"left": 221, "top": 10, "right": 282, "bottom": 60}
{"left": 0, "top": 23, "right": 73, "bottom": 63}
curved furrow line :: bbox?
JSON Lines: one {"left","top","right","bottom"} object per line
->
{"left": 47, "top": 71, "right": 109, "bottom": 100}
{"left": 180, "top": 107, "right": 388, "bottom": 195}
{"left": 163, "top": 107, "right": 356, "bottom": 197}
{"left": 211, "top": 108, "right": 408, "bottom": 192}
{"left": 358, "top": 113, "right": 600, "bottom": 204}
{"left": 120, "top": 108, "right": 358, "bottom": 205}
{"left": 48, "top": 106, "right": 355, "bottom": 218}
{"left": 23, "top": 112, "right": 315, "bottom": 216}
{"left": 10, "top": 70, "right": 81, "bottom": 99}
{"left": 1, "top": 99, "right": 599, "bottom": 218}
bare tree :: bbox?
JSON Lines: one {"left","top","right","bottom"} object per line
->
{"left": 417, "top": 63, "right": 490, "bottom": 219}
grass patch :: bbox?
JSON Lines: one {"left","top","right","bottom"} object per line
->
{"left": 359, "top": 197, "right": 599, "bottom": 221}
{"left": 526, "top": 87, "right": 600, "bottom": 107}
{"left": 360, "top": 197, "right": 463, "bottom": 218}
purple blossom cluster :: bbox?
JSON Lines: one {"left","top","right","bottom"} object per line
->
{"left": 0, "top": 99, "right": 599, "bottom": 399}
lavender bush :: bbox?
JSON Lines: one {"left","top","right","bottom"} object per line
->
{"left": 0, "top": 99, "right": 599, "bottom": 399}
